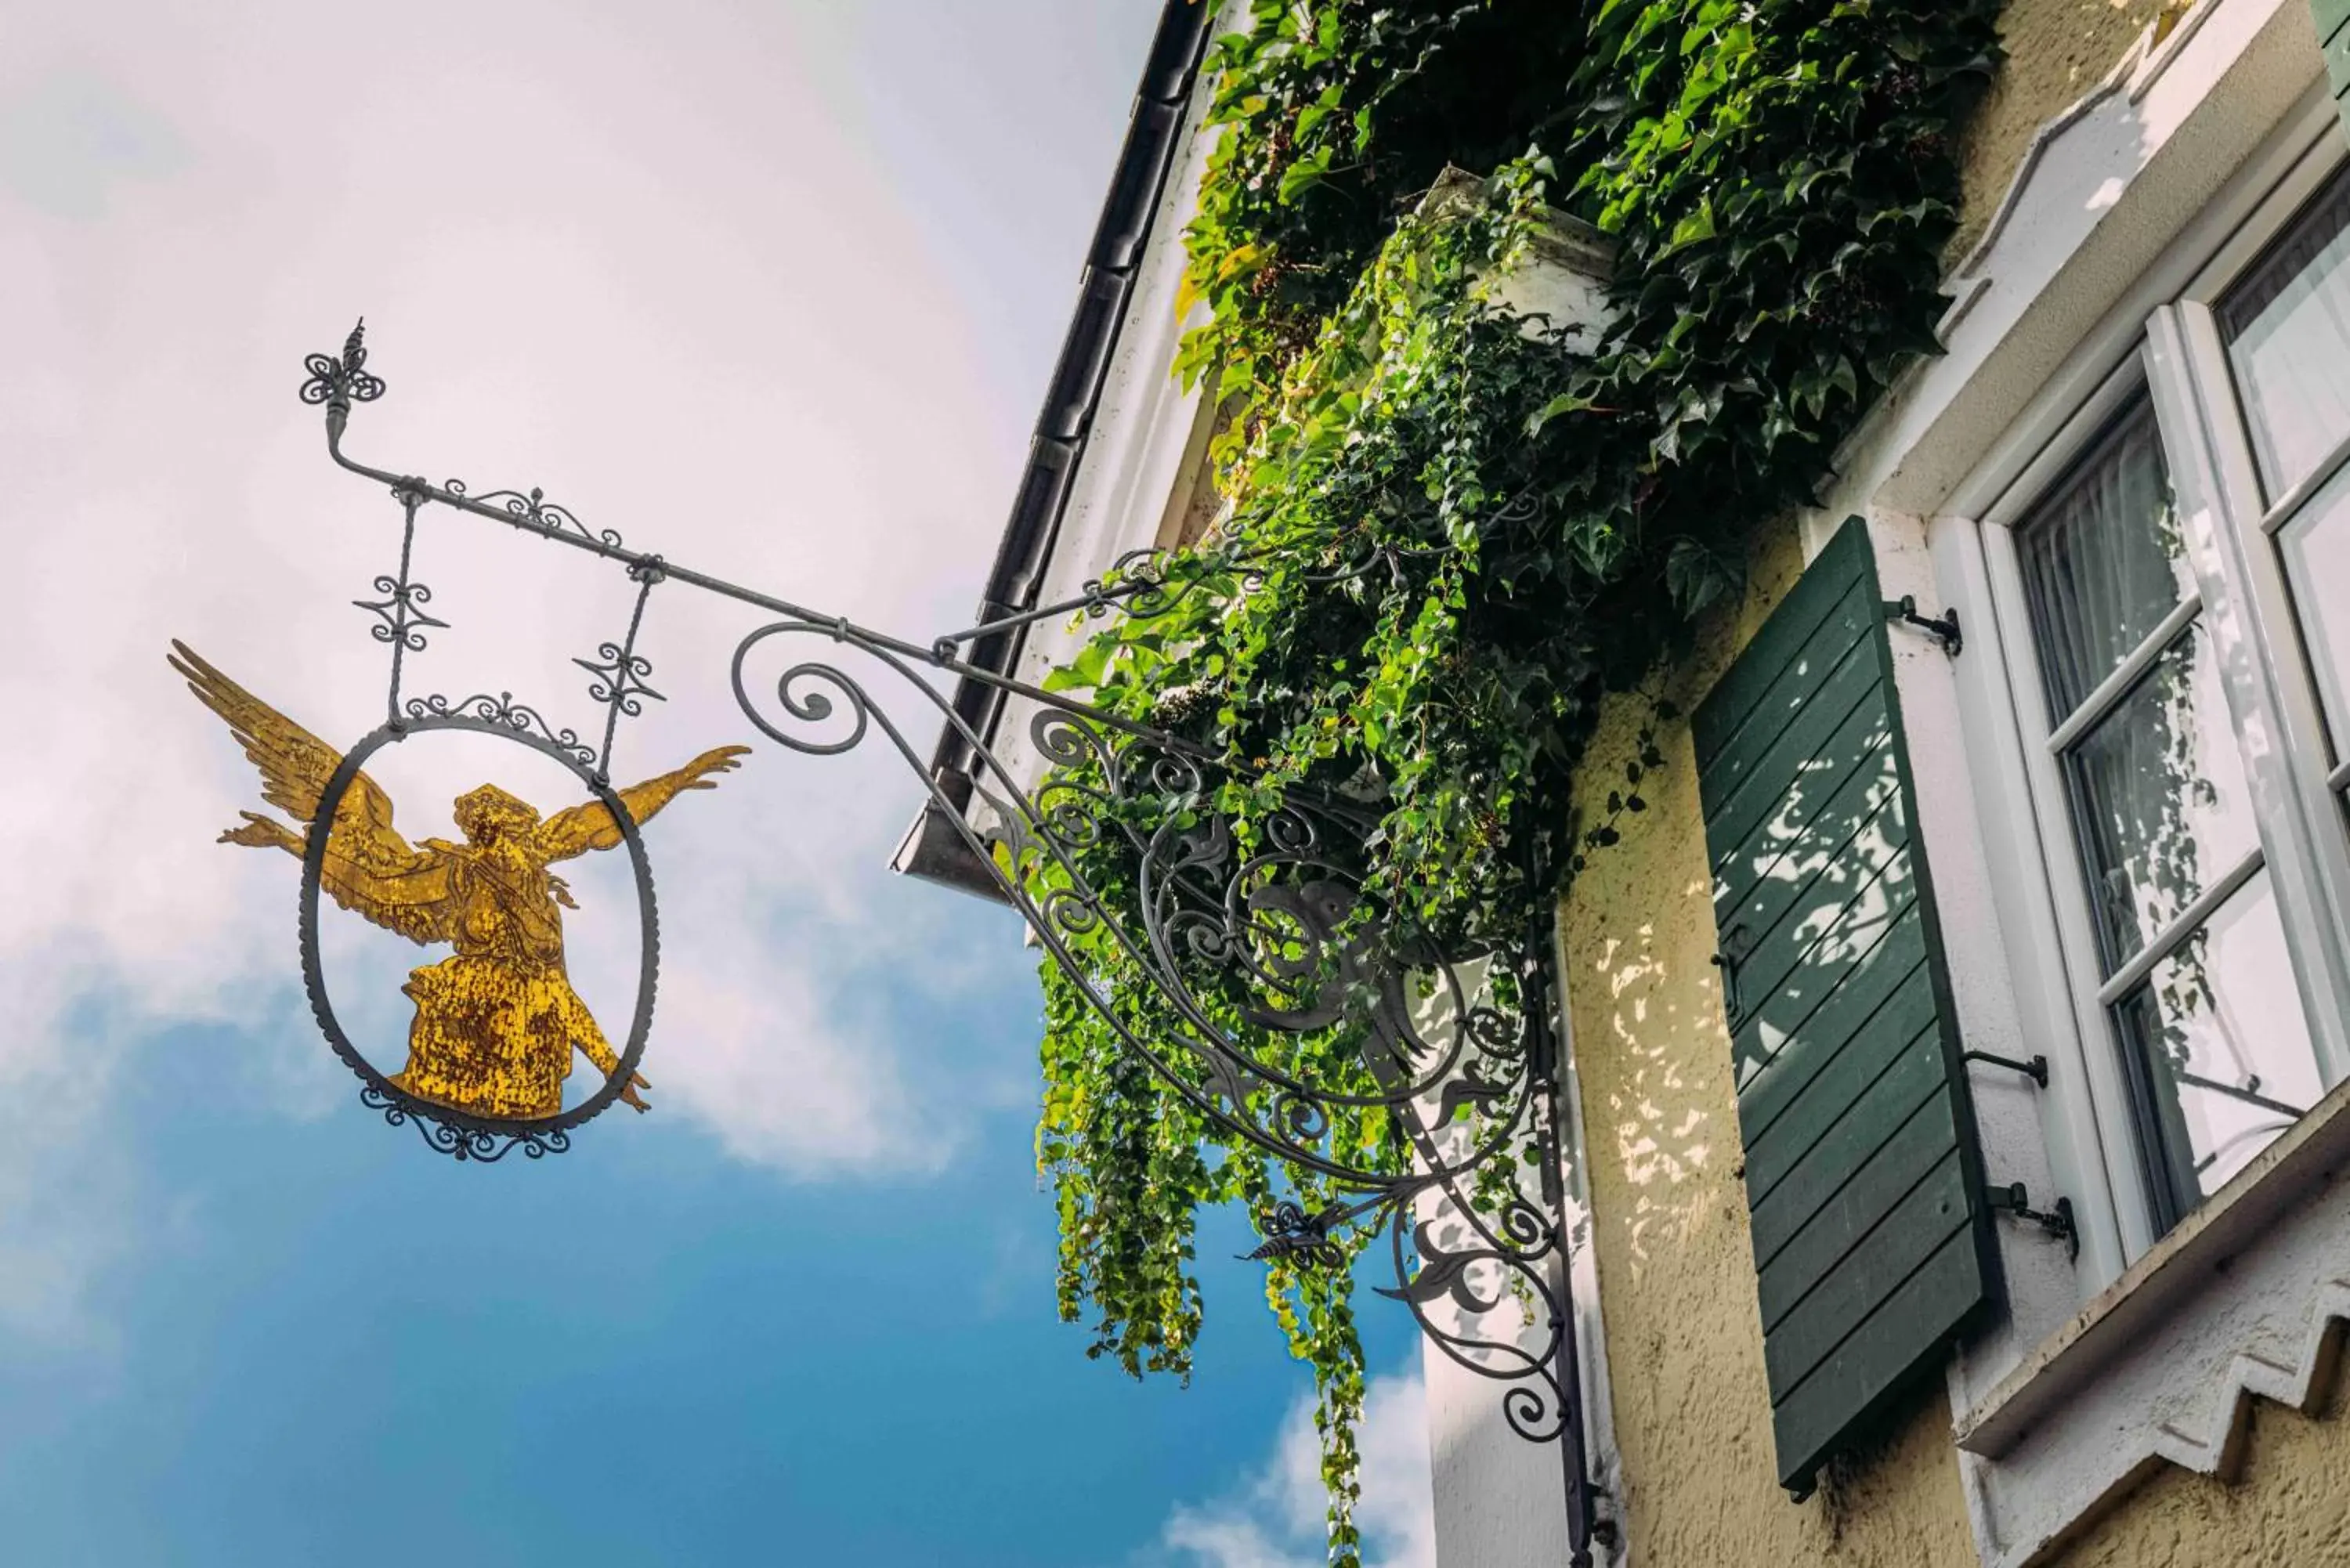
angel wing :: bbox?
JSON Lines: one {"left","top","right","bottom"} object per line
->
{"left": 539, "top": 745, "right": 750, "bottom": 862}
{"left": 169, "top": 640, "right": 455, "bottom": 945}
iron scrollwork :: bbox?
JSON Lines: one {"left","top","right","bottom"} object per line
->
{"left": 295, "top": 323, "right": 1611, "bottom": 1562}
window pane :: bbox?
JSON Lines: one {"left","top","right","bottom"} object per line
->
{"left": 2061, "top": 623, "right": 2258, "bottom": 970}
{"left": 2018, "top": 400, "right": 2192, "bottom": 722}
{"left": 2114, "top": 873, "right": 2323, "bottom": 1216}
{"left": 2276, "top": 463, "right": 2350, "bottom": 765}
{"left": 2222, "top": 169, "right": 2350, "bottom": 499}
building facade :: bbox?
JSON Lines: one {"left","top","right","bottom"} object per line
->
{"left": 909, "top": 2, "right": 2350, "bottom": 1562}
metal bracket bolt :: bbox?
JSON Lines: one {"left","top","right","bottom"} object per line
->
{"left": 1986, "top": 1180, "right": 2077, "bottom": 1263}
{"left": 1963, "top": 1050, "right": 2048, "bottom": 1087}
{"left": 1883, "top": 595, "right": 1962, "bottom": 656}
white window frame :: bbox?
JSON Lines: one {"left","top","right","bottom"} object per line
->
{"left": 1966, "top": 115, "right": 2350, "bottom": 1269}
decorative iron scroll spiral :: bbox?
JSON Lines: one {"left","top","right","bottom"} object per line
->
{"left": 729, "top": 630, "right": 877, "bottom": 757}
{"left": 299, "top": 320, "right": 385, "bottom": 406}
{"left": 1379, "top": 1188, "right": 1576, "bottom": 1444}
{"left": 360, "top": 1086, "right": 575, "bottom": 1162}
{"left": 359, "top": 576, "right": 441, "bottom": 650}
{"left": 403, "top": 692, "right": 600, "bottom": 771}
{"left": 581, "top": 643, "right": 659, "bottom": 714}
{"left": 441, "top": 478, "right": 626, "bottom": 549}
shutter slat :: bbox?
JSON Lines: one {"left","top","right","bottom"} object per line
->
{"left": 1737, "top": 905, "right": 1929, "bottom": 1127}
{"left": 1697, "top": 583, "right": 1879, "bottom": 807}
{"left": 1763, "top": 1152, "right": 1972, "bottom": 1392}
{"left": 1731, "top": 829, "right": 1915, "bottom": 1046}
{"left": 1700, "top": 633, "right": 1879, "bottom": 851}
{"left": 2319, "top": 1, "right": 2350, "bottom": 139}
{"left": 1752, "top": 1060, "right": 1953, "bottom": 1277}
{"left": 1694, "top": 557, "right": 1868, "bottom": 770}
{"left": 1711, "top": 695, "right": 1898, "bottom": 923}
{"left": 1695, "top": 515, "right": 1998, "bottom": 1496}
{"left": 1747, "top": 1008, "right": 1940, "bottom": 1209}
{"left": 1770, "top": 1229, "right": 1983, "bottom": 1468}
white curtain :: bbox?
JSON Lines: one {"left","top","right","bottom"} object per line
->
{"left": 2223, "top": 171, "right": 2350, "bottom": 498}
{"left": 2016, "top": 402, "right": 2186, "bottom": 723}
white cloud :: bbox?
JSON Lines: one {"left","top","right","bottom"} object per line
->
{"left": 1157, "top": 1366, "right": 1437, "bottom": 1568}
{"left": 0, "top": 0, "right": 1156, "bottom": 1329}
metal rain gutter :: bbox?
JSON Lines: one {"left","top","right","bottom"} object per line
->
{"left": 890, "top": 0, "right": 1211, "bottom": 902}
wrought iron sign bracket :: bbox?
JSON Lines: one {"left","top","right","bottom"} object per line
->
{"left": 279, "top": 323, "right": 1611, "bottom": 1563}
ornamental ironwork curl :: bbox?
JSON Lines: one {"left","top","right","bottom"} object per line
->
{"left": 577, "top": 643, "right": 661, "bottom": 715}
{"left": 299, "top": 319, "right": 385, "bottom": 406}
{"left": 353, "top": 574, "right": 447, "bottom": 650}
{"left": 579, "top": 556, "right": 667, "bottom": 781}
{"left": 403, "top": 692, "right": 600, "bottom": 771}
{"left": 360, "top": 1086, "right": 576, "bottom": 1162}
{"left": 443, "top": 479, "right": 627, "bottom": 550}
{"left": 291, "top": 323, "right": 1611, "bottom": 1562}
{"left": 1241, "top": 1200, "right": 1349, "bottom": 1270}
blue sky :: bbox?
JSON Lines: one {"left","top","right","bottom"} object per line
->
{"left": 0, "top": 934, "right": 1408, "bottom": 1566}
{"left": 0, "top": 2, "right": 1432, "bottom": 1563}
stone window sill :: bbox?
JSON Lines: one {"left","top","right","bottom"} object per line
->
{"left": 1954, "top": 1072, "right": 2350, "bottom": 1458}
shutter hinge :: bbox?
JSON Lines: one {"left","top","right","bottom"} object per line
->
{"left": 1882, "top": 595, "right": 1962, "bottom": 656}
{"left": 1963, "top": 1050, "right": 2048, "bottom": 1087}
{"left": 1985, "top": 1180, "right": 2077, "bottom": 1263}
{"left": 1711, "top": 923, "right": 1752, "bottom": 1024}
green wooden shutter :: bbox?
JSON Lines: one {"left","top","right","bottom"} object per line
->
{"left": 2320, "top": 0, "right": 2350, "bottom": 143}
{"left": 1692, "top": 516, "right": 2000, "bottom": 1498}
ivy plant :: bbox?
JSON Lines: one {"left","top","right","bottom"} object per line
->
{"left": 1029, "top": 3, "right": 2001, "bottom": 1561}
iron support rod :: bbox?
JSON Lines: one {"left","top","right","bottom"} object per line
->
{"left": 1529, "top": 934, "right": 1598, "bottom": 1566}
{"left": 324, "top": 423, "right": 1235, "bottom": 762}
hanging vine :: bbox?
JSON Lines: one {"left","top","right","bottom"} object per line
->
{"left": 1029, "top": 2, "right": 2001, "bottom": 1560}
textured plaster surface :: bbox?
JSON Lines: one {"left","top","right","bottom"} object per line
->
{"left": 1950, "top": 0, "right": 2179, "bottom": 264}
{"left": 1553, "top": 3, "right": 2350, "bottom": 1559}
{"left": 2051, "top": 1371, "right": 2350, "bottom": 1566}
{"left": 1559, "top": 517, "right": 1978, "bottom": 1566}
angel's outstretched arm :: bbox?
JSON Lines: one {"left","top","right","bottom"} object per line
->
{"left": 539, "top": 746, "right": 750, "bottom": 862}
{"left": 221, "top": 812, "right": 454, "bottom": 945}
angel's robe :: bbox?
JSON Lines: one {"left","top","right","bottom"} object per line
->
{"left": 309, "top": 783, "right": 683, "bottom": 1120}
{"left": 338, "top": 836, "right": 623, "bottom": 1119}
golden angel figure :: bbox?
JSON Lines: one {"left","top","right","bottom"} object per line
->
{"left": 169, "top": 641, "right": 748, "bottom": 1121}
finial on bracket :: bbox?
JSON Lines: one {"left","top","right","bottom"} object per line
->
{"left": 300, "top": 317, "right": 387, "bottom": 424}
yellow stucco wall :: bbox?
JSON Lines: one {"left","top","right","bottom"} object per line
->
{"left": 2049, "top": 1378, "right": 2350, "bottom": 1565}
{"left": 1949, "top": 0, "right": 2182, "bottom": 263}
{"left": 1561, "top": 516, "right": 1980, "bottom": 1566}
